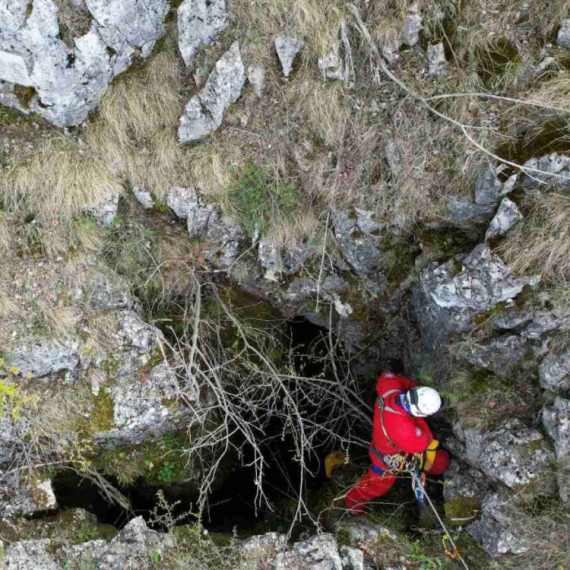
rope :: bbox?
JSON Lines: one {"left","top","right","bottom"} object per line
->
{"left": 410, "top": 470, "right": 470, "bottom": 570}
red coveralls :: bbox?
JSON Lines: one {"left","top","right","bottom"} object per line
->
{"left": 345, "top": 372, "right": 450, "bottom": 513}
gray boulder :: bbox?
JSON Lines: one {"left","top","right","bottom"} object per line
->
{"left": 2, "top": 338, "right": 80, "bottom": 379}
{"left": 275, "top": 534, "right": 343, "bottom": 570}
{"left": 0, "top": 473, "right": 57, "bottom": 520}
{"left": 179, "top": 42, "right": 245, "bottom": 143}
{"left": 446, "top": 196, "right": 494, "bottom": 224}
{"left": 1, "top": 539, "right": 60, "bottom": 570}
{"left": 539, "top": 349, "right": 570, "bottom": 393}
{"left": 0, "top": 0, "right": 168, "bottom": 127}
{"left": 414, "top": 243, "right": 540, "bottom": 350}
{"left": 542, "top": 397, "right": 570, "bottom": 501}
{"left": 258, "top": 241, "right": 318, "bottom": 275}
{"left": 87, "top": 191, "right": 120, "bottom": 226}
{"left": 85, "top": 267, "right": 133, "bottom": 310}
{"left": 133, "top": 186, "right": 154, "bottom": 210}
{"left": 332, "top": 208, "right": 387, "bottom": 280}
{"left": 403, "top": 7, "right": 422, "bottom": 46}
{"left": 468, "top": 491, "right": 529, "bottom": 557}
{"left": 485, "top": 198, "right": 522, "bottom": 240}
{"left": 444, "top": 460, "right": 489, "bottom": 523}
{"left": 248, "top": 65, "right": 266, "bottom": 98}
{"left": 275, "top": 36, "right": 305, "bottom": 77}
{"left": 427, "top": 42, "right": 447, "bottom": 76}
{"left": 177, "top": 0, "right": 228, "bottom": 67}
{"left": 558, "top": 19, "right": 570, "bottom": 48}
{"left": 474, "top": 166, "right": 503, "bottom": 206}
{"left": 339, "top": 546, "right": 364, "bottom": 570}
{"left": 166, "top": 187, "right": 200, "bottom": 219}
{"left": 462, "top": 335, "right": 528, "bottom": 376}
{"left": 318, "top": 43, "right": 346, "bottom": 81}
{"left": 521, "top": 153, "right": 570, "bottom": 189}
{"left": 494, "top": 307, "right": 570, "bottom": 339}
{"left": 459, "top": 418, "right": 554, "bottom": 489}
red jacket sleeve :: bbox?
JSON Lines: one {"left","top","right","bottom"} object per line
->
{"left": 383, "top": 413, "right": 433, "bottom": 454}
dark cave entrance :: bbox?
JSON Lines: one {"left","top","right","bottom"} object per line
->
{"left": 51, "top": 315, "right": 366, "bottom": 535}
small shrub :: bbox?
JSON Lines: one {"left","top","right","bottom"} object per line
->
{"left": 227, "top": 163, "right": 304, "bottom": 237}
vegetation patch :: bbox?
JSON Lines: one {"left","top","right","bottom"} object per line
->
{"left": 227, "top": 163, "right": 305, "bottom": 238}
{"left": 90, "top": 389, "right": 115, "bottom": 433}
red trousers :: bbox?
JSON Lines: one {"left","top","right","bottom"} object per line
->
{"left": 345, "top": 450, "right": 450, "bottom": 513}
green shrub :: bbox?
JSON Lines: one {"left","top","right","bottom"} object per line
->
{"left": 227, "top": 163, "right": 304, "bottom": 237}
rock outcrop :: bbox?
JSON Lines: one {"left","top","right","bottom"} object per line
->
{"left": 414, "top": 243, "right": 540, "bottom": 351}
{"left": 275, "top": 37, "right": 304, "bottom": 77}
{"left": 177, "top": 0, "right": 228, "bottom": 67}
{"left": 179, "top": 42, "right": 245, "bottom": 143}
{"left": 542, "top": 397, "right": 570, "bottom": 501}
{"left": 166, "top": 187, "right": 242, "bottom": 269}
{"left": 0, "top": 0, "right": 169, "bottom": 126}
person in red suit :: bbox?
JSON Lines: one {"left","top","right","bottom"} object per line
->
{"left": 345, "top": 371, "right": 450, "bottom": 514}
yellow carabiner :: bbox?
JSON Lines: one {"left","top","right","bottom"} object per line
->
{"left": 442, "top": 534, "right": 461, "bottom": 560}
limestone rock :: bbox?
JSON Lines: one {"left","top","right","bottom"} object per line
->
{"left": 557, "top": 19, "right": 570, "bottom": 48}
{"left": 2, "top": 338, "right": 80, "bottom": 379}
{"left": 248, "top": 65, "right": 266, "bottom": 98}
{"left": 335, "top": 519, "right": 398, "bottom": 545}
{"left": 427, "top": 42, "right": 447, "bottom": 76}
{"left": 85, "top": 267, "right": 133, "bottom": 310}
{"left": 87, "top": 191, "right": 120, "bottom": 226}
{"left": 460, "top": 418, "right": 554, "bottom": 489}
{"left": 179, "top": 42, "right": 245, "bottom": 143}
{"left": 539, "top": 349, "right": 570, "bottom": 393}
{"left": 318, "top": 43, "right": 346, "bottom": 81}
{"left": 444, "top": 460, "right": 489, "bottom": 522}
{"left": 133, "top": 186, "right": 154, "bottom": 210}
{"left": 258, "top": 241, "right": 318, "bottom": 275}
{"left": 485, "top": 198, "right": 522, "bottom": 240}
{"left": 494, "top": 308, "right": 570, "bottom": 339}
{"left": 0, "top": 0, "right": 169, "bottom": 127}
{"left": 339, "top": 545, "right": 364, "bottom": 570}
{"left": 542, "top": 397, "right": 570, "bottom": 501}
{"left": 446, "top": 196, "right": 494, "bottom": 224}
{"left": 240, "top": 532, "right": 287, "bottom": 558}
{"left": 275, "top": 36, "right": 305, "bottom": 77}
{"left": 177, "top": 0, "right": 228, "bottom": 66}
{"left": 274, "top": 533, "right": 343, "bottom": 569}
{"left": 0, "top": 474, "right": 57, "bottom": 519}
{"left": 166, "top": 187, "right": 200, "bottom": 219}
{"left": 462, "top": 335, "right": 528, "bottom": 375}
{"left": 521, "top": 153, "right": 570, "bottom": 189}
{"left": 403, "top": 7, "right": 422, "bottom": 46}
{"left": 1, "top": 539, "right": 59, "bottom": 570}
{"left": 467, "top": 491, "right": 529, "bottom": 557}
{"left": 414, "top": 243, "right": 540, "bottom": 350}
{"left": 474, "top": 167, "right": 503, "bottom": 206}
{"left": 332, "top": 208, "right": 387, "bottom": 279}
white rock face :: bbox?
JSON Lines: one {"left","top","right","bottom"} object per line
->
{"left": 87, "top": 191, "right": 120, "bottom": 226}
{"left": 460, "top": 418, "right": 554, "bottom": 489}
{"left": 178, "top": 42, "right": 245, "bottom": 143}
{"left": 275, "top": 36, "right": 305, "bottom": 77}
{"left": 468, "top": 491, "right": 529, "bottom": 557}
{"left": 485, "top": 198, "right": 523, "bottom": 239}
{"left": 0, "top": 0, "right": 169, "bottom": 127}
{"left": 414, "top": 244, "right": 540, "bottom": 351}
{"left": 403, "top": 8, "right": 422, "bottom": 46}
{"left": 177, "top": 0, "right": 228, "bottom": 67}
{"left": 540, "top": 350, "right": 570, "bottom": 393}
{"left": 248, "top": 65, "right": 266, "bottom": 98}
{"left": 543, "top": 397, "right": 570, "bottom": 502}
{"left": 133, "top": 186, "right": 154, "bottom": 210}
{"left": 557, "top": 18, "right": 570, "bottom": 48}
{"left": 427, "top": 42, "right": 447, "bottom": 76}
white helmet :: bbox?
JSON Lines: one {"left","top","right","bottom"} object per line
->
{"left": 406, "top": 386, "right": 441, "bottom": 417}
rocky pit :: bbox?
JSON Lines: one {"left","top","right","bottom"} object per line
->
{"left": 1, "top": 1, "right": 570, "bottom": 569}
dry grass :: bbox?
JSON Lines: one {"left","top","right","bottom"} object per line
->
{"left": 499, "top": 192, "right": 570, "bottom": 284}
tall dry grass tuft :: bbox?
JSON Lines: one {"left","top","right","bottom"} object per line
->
{"left": 499, "top": 192, "right": 570, "bottom": 283}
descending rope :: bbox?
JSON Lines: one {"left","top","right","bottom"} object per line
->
{"left": 410, "top": 470, "right": 470, "bottom": 570}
